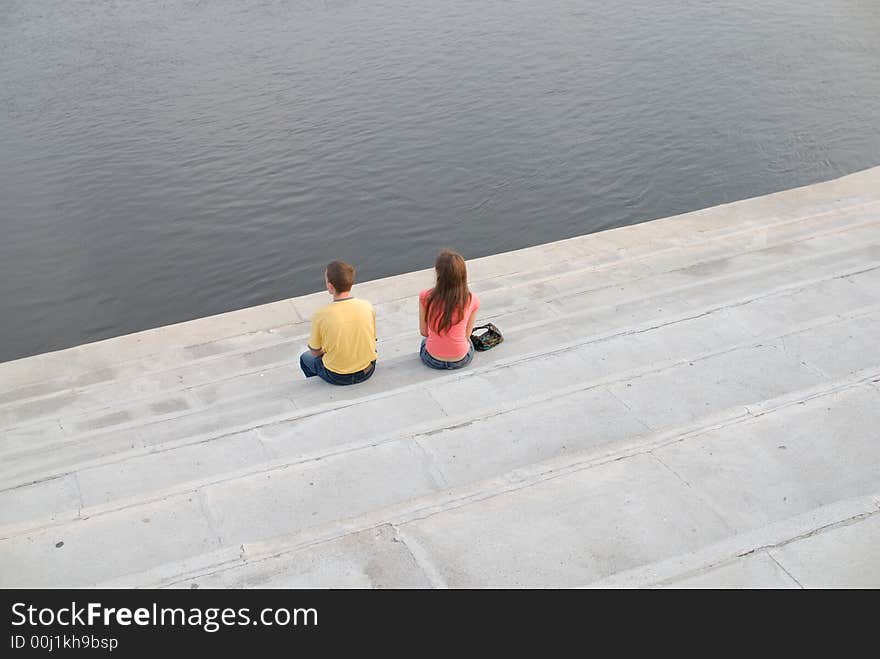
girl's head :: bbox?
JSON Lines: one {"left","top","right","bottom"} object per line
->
{"left": 426, "top": 250, "right": 471, "bottom": 334}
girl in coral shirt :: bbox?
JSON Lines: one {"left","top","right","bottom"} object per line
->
{"left": 419, "top": 250, "right": 480, "bottom": 370}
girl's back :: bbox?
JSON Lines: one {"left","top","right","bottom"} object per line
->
{"left": 419, "top": 287, "right": 480, "bottom": 360}
{"left": 419, "top": 250, "right": 480, "bottom": 363}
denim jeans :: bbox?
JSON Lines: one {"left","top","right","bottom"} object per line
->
{"left": 300, "top": 352, "right": 376, "bottom": 385}
{"left": 420, "top": 338, "right": 474, "bottom": 370}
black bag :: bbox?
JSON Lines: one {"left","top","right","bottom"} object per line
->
{"left": 470, "top": 323, "right": 504, "bottom": 351}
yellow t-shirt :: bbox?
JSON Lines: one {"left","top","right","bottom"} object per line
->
{"left": 308, "top": 298, "right": 377, "bottom": 374}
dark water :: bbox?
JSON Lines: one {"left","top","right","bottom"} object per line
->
{"left": 2, "top": 0, "right": 879, "bottom": 362}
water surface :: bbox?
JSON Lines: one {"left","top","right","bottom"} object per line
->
{"left": 1, "top": 0, "right": 879, "bottom": 361}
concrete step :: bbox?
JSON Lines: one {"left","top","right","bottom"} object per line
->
{"left": 11, "top": 366, "right": 872, "bottom": 588}
{"left": 2, "top": 166, "right": 878, "bottom": 587}
{"left": 170, "top": 496, "right": 880, "bottom": 589}
{"left": 585, "top": 492, "right": 880, "bottom": 588}
{"left": 2, "top": 235, "right": 880, "bottom": 498}
{"left": 1, "top": 197, "right": 877, "bottom": 411}
{"left": 3, "top": 216, "right": 879, "bottom": 447}
{"left": 1, "top": 307, "right": 877, "bottom": 586}
{"left": 2, "top": 239, "right": 878, "bottom": 500}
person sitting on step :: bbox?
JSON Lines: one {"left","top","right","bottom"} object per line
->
{"left": 300, "top": 260, "right": 377, "bottom": 385}
{"left": 419, "top": 250, "right": 480, "bottom": 370}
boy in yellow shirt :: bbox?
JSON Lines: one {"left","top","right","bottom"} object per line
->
{"left": 299, "top": 260, "right": 377, "bottom": 385}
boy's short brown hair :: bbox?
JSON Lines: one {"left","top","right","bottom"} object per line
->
{"left": 326, "top": 260, "right": 355, "bottom": 293}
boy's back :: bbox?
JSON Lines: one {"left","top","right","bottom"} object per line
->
{"left": 309, "top": 298, "right": 376, "bottom": 375}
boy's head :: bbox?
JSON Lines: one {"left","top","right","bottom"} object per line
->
{"left": 325, "top": 260, "right": 355, "bottom": 295}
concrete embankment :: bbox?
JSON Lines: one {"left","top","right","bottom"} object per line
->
{"left": 1, "top": 166, "right": 879, "bottom": 587}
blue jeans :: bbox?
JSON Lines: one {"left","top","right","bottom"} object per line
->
{"left": 420, "top": 338, "right": 474, "bottom": 370}
{"left": 300, "top": 352, "right": 376, "bottom": 385}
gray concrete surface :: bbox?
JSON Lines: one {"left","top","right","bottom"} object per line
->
{"left": 1, "top": 166, "right": 879, "bottom": 587}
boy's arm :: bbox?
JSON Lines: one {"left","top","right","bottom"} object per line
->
{"left": 308, "top": 316, "right": 324, "bottom": 357}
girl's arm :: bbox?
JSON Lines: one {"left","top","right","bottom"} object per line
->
{"left": 419, "top": 301, "right": 429, "bottom": 337}
{"left": 465, "top": 308, "right": 478, "bottom": 338}
{"left": 465, "top": 293, "right": 480, "bottom": 338}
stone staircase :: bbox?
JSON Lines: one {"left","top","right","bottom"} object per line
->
{"left": 1, "top": 166, "right": 879, "bottom": 587}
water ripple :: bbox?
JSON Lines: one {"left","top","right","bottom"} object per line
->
{"left": 1, "top": 0, "right": 879, "bottom": 361}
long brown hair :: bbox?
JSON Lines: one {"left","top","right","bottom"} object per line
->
{"left": 424, "top": 250, "right": 471, "bottom": 334}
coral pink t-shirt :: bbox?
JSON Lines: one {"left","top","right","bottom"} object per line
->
{"left": 419, "top": 289, "right": 481, "bottom": 360}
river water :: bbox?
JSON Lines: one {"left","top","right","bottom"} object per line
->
{"left": 1, "top": 0, "right": 879, "bottom": 361}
